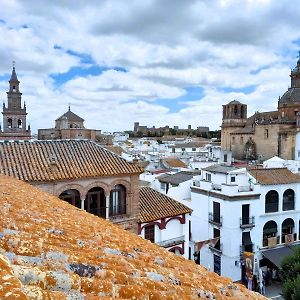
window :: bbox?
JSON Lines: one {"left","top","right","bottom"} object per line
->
{"left": 241, "top": 106, "right": 244, "bottom": 118}
{"left": 7, "top": 118, "right": 12, "bottom": 128}
{"left": 240, "top": 137, "right": 244, "bottom": 144}
{"left": 234, "top": 105, "right": 238, "bottom": 115}
{"left": 144, "top": 225, "right": 155, "bottom": 243}
{"left": 181, "top": 148, "right": 186, "bottom": 151}
{"left": 224, "top": 154, "right": 227, "bottom": 162}
{"left": 59, "top": 189, "right": 81, "bottom": 209}
{"left": 192, "top": 148, "right": 196, "bottom": 151}
{"left": 17, "top": 119, "right": 22, "bottom": 129}
{"left": 265, "top": 190, "right": 279, "bottom": 213}
{"left": 12, "top": 85, "right": 16, "bottom": 91}
{"left": 213, "top": 254, "right": 221, "bottom": 275}
{"left": 241, "top": 204, "right": 250, "bottom": 225}
{"left": 281, "top": 218, "right": 295, "bottom": 243}
{"left": 205, "top": 173, "right": 211, "bottom": 182}
{"left": 263, "top": 220, "right": 278, "bottom": 247}
{"left": 213, "top": 228, "right": 221, "bottom": 250}
{"left": 232, "top": 136, "right": 235, "bottom": 144}
{"left": 264, "top": 129, "right": 269, "bottom": 139}
{"left": 172, "top": 148, "right": 175, "bottom": 153}
{"left": 283, "top": 189, "right": 295, "bottom": 211}
{"left": 230, "top": 176, "right": 235, "bottom": 183}
{"left": 213, "top": 202, "right": 221, "bottom": 224}
{"left": 109, "top": 184, "right": 126, "bottom": 216}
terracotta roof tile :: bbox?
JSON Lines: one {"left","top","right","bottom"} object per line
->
{"left": 0, "top": 175, "right": 265, "bottom": 299}
{"left": 139, "top": 187, "right": 192, "bottom": 222}
{"left": 55, "top": 109, "right": 84, "bottom": 121}
{"left": 0, "top": 140, "right": 143, "bottom": 182}
{"left": 162, "top": 158, "right": 187, "bottom": 168}
{"left": 158, "top": 171, "right": 194, "bottom": 185}
{"left": 248, "top": 167, "right": 300, "bottom": 185}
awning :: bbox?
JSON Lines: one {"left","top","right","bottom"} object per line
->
{"left": 261, "top": 246, "right": 294, "bottom": 268}
{"left": 242, "top": 232, "right": 252, "bottom": 246}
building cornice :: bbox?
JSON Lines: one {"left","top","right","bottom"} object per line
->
{"left": 191, "top": 186, "right": 261, "bottom": 201}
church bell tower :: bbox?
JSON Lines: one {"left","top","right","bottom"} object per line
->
{"left": 0, "top": 63, "right": 31, "bottom": 140}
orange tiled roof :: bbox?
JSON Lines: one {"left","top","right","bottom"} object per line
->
{"left": 139, "top": 187, "right": 192, "bottom": 222}
{"left": 0, "top": 140, "right": 143, "bottom": 182}
{"left": 0, "top": 175, "right": 265, "bottom": 299}
{"left": 162, "top": 158, "right": 187, "bottom": 168}
{"left": 248, "top": 167, "right": 300, "bottom": 185}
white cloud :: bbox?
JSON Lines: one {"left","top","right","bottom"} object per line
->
{"left": 0, "top": 0, "right": 299, "bottom": 133}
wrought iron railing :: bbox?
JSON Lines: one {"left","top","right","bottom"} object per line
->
{"left": 208, "top": 212, "right": 222, "bottom": 226}
{"left": 240, "top": 216, "right": 255, "bottom": 228}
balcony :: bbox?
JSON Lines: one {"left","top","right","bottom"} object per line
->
{"left": 240, "top": 243, "right": 254, "bottom": 254}
{"left": 262, "top": 236, "right": 280, "bottom": 247}
{"left": 208, "top": 212, "right": 222, "bottom": 227}
{"left": 157, "top": 235, "right": 185, "bottom": 248}
{"left": 240, "top": 216, "right": 255, "bottom": 229}
{"left": 209, "top": 242, "right": 222, "bottom": 254}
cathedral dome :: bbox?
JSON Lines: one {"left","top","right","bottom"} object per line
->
{"left": 279, "top": 87, "right": 300, "bottom": 105}
{"left": 278, "top": 56, "right": 300, "bottom": 106}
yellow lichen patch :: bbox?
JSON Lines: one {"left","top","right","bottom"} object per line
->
{"left": 0, "top": 254, "right": 28, "bottom": 299}
{"left": 0, "top": 175, "right": 266, "bottom": 300}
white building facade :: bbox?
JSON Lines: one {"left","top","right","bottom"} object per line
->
{"left": 138, "top": 187, "right": 192, "bottom": 259}
{"left": 190, "top": 164, "right": 300, "bottom": 281}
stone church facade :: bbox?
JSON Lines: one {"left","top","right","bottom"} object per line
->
{"left": 0, "top": 66, "right": 31, "bottom": 140}
{"left": 38, "top": 107, "right": 102, "bottom": 141}
{"left": 221, "top": 57, "right": 300, "bottom": 161}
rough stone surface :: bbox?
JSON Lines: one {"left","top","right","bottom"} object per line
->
{"left": 0, "top": 175, "right": 266, "bottom": 299}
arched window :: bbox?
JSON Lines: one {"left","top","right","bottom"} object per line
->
{"left": 241, "top": 106, "right": 244, "bottom": 118}
{"left": 18, "top": 119, "right": 22, "bottom": 129}
{"left": 109, "top": 184, "right": 126, "bottom": 216}
{"left": 283, "top": 189, "right": 295, "bottom": 211}
{"left": 59, "top": 189, "right": 81, "bottom": 209}
{"left": 281, "top": 218, "right": 295, "bottom": 243}
{"left": 7, "top": 118, "right": 12, "bottom": 129}
{"left": 234, "top": 105, "right": 238, "bottom": 115}
{"left": 265, "top": 190, "right": 279, "bottom": 213}
{"left": 85, "top": 187, "right": 106, "bottom": 218}
{"left": 263, "top": 220, "right": 278, "bottom": 247}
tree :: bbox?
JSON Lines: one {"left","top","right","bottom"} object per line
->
{"left": 280, "top": 247, "right": 300, "bottom": 300}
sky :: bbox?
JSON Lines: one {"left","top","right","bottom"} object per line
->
{"left": 1, "top": 0, "right": 300, "bottom": 133}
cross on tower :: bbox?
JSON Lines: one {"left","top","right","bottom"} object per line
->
{"left": 12, "top": 61, "right": 15, "bottom": 68}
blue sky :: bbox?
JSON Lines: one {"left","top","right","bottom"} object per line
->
{"left": 0, "top": 0, "right": 300, "bottom": 132}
